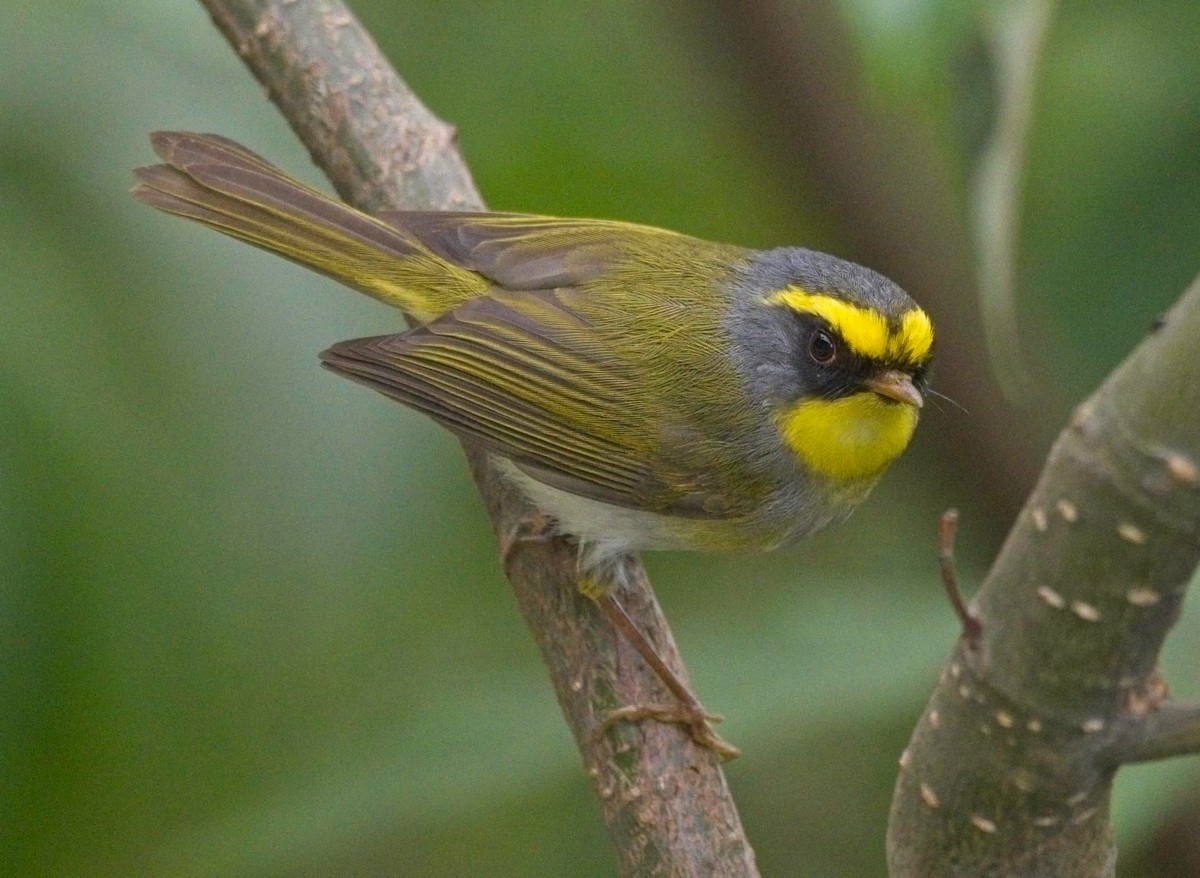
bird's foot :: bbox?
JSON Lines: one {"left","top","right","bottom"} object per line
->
{"left": 499, "top": 510, "right": 556, "bottom": 575}
{"left": 600, "top": 701, "right": 740, "bottom": 761}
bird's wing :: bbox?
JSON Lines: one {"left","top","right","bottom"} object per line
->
{"left": 320, "top": 287, "right": 750, "bottom": 519}
{"left": 374, "top": 210, "right": 731, "bottom": 292}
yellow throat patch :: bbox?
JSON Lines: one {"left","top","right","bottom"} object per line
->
{"left": 777, "top": 394, "right": 919, "bottom": 482}
{"left": 766, "top": 287, "right": 934, "bottom": 364}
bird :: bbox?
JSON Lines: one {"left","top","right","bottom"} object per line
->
{"left": 132, "top": 131, "right": 934, "bottom": 759}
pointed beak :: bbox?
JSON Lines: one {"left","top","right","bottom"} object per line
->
{"left": 865, "top": 370, "right": 924, "bottom": 408}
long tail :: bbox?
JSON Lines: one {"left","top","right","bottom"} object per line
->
{"left": 131, "top": 132, "right": 482, "bottom": 321}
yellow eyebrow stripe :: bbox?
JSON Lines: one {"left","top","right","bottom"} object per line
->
{"left": 766, "top": 287, "right": 934, "bottom": 363}
{"left": 897, "top": 308, "right": 935, "bottom": 362}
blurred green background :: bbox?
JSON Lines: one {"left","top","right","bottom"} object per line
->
{"left": 4, "top": 0, "right": 1200, "bottom": 875}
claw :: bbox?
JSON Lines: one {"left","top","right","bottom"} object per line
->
{"left": 499, "top": 511, "right": 556, "bottom": 575}
{"left": 600, "top": 703, "right": 740, "bottom": 761}
{"left": 587, "top": 588, "right": 741, "bottom": 760}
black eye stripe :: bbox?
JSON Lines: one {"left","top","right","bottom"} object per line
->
{"left": 787, "top": 310, "right": 931, "bottom": 409}
{"left": 793, "top": 315, "right": 862, "bottom": 370}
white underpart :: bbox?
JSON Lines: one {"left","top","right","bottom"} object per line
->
{"left": 494, "top": 457, "right": 684, "bottom": 574}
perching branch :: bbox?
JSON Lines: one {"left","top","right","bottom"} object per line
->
{"left": 888, "top": 275, "right": 1200, "bottom": 877}
{"left": 194, "top": 1, "right": 757, "bottom": 875}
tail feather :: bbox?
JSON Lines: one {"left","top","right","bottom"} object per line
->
{"left": 131, "top": 132, "right": 483, "bottom": 319}
{"left": 151, "top": 131, "right": 288, "bottom": 175}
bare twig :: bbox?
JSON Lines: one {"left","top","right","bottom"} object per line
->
{"left": 937, "top": 509, "right": 982, "bottom": 646}
{"left": 193, "top": 1, "right": 757, "bottom": 874}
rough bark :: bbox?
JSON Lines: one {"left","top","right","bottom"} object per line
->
{"left": 194, "top": 1, "right": 758, "bottom": 875}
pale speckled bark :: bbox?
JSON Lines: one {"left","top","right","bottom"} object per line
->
{"left": 195, "top": 1, "right": 758, "bottom": 875}
{"left": 888, "top": 276, "right": 1200, "bottom": 877}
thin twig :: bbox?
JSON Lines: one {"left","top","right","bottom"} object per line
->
{"left": 937, "top": 509, "right": 982, "bottom": 646}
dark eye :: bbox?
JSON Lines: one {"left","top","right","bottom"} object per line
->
{"left": 808, "top": 329, "right": 837, "bottom": 366}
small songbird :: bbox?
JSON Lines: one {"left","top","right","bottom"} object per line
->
{"left": 133, "top": 132, "right": 934, "bottom": 758}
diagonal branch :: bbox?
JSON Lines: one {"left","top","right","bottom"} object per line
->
{"left": 888, "top": 274, "right": 1200, "bottom": 877}
{"left": 194, "top": 1, "right": 757, "bottom": 875}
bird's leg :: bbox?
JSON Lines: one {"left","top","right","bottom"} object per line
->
{"left": 503, "top": 525, "right": 737, "bottom": 759}
{"left": 581, "top": 578, "right": 740, "bottom": 761}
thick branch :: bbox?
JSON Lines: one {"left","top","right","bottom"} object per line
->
{"left": 195, "top": 1, "right": 756, "bottom": 874}
{"left": 888, "top": 276, "right": 1200, "bottom": 876}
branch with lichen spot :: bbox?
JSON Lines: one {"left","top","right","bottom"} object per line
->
{"left": 194, "top": 1, "right": 757, "bottom": 875}
{"left": 888, "top": 274, "right": 1200, "bottom": 878}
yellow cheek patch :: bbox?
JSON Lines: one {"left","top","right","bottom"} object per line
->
{"left": 776, "top": 393, "right": 919, "bottom": 482}
{"left": 767, "top": 287, "right": 934, "bottom": 363}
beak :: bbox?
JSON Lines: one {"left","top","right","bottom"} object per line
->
{"left": 865, "top": 370, "right": 924, "bottom": 408}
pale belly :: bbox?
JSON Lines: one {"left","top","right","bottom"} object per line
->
{"left": 495, "top": 457, "right": 874, "bottom": 574}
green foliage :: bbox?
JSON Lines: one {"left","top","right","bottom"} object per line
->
{"left": 2, "top": 1, "right": 1197, "bottom": 875}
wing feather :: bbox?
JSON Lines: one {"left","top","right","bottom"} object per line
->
{"left": 375, "top": 210, "right": 703, "bottom": 292}
{"left": 318, "top": 289, "right": 737, "bottom": 513}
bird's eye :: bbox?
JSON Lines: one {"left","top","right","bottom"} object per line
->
{"left": 808, "top": 329, "right": 837, "bottom": 366}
